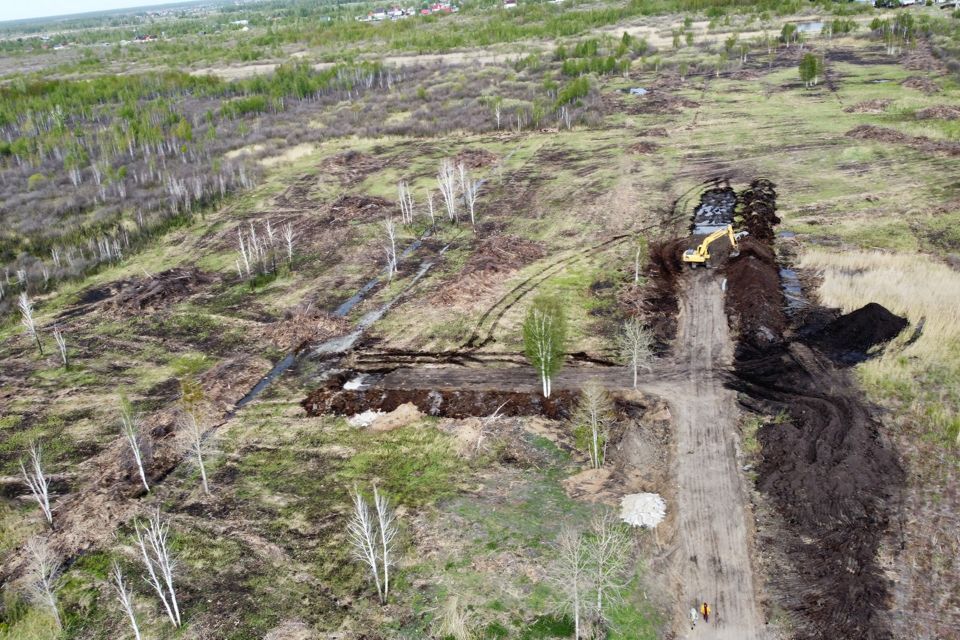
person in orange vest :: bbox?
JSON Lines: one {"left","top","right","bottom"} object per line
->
{"left": 701, "top": 601, "right": 711, "bottom": 623}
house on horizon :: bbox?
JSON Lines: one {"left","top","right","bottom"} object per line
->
{"left": 503, "top": 0, "right": 518, "bottom": 8}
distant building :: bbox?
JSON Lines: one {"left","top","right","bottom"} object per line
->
{"left": 504, "top": 0, "right": 518, "bottom": 8}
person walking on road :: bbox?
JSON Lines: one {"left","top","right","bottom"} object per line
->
{"left": 701, "top": 602, "right": 711, "bottom": 623}
{"left": 690, "top": 607, "right": 698, "bottom": 630}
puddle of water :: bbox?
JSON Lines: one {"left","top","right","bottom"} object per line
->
{"left": 778, "top": 231, "right": 797, "bottom": 239}
{"left": 868, "top": 79, "right": 892, "bottom": 84}
{"left": 780, "top": 268, "right": 808, "bottom": 312}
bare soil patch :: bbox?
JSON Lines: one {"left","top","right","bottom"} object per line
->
{"left": 328, "top": 194, "right": 395, "bottom": 224}
{"left": 902, "top": 43, "right": 946, "bottom": 72}
{"left": 110, "top": 267, "right": 216, "bottom": 312}
{"left": 320, "top": 149, "right": 390, "bottom": 185}
{"left": 627, "top": 90, "right": 700, "bottom": 115}
{"left": 454, "top": 147, "right": 499, "bottom": 169}
{"left": 627, "top": 140, "right": 660, "bottom": 154}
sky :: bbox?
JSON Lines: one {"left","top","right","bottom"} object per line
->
{"left": 0, "top": 1, "right": 188, "bottom": 23}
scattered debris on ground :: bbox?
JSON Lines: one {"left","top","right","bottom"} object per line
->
{"left": 628, "top": 91, "right": 700, "bottom": 115}
{"left": 86, "top": 267, "right": 215, "bottom": 313}
{"left": 915, "top": 105, "right": 960, "bottom": 120}
{"left": 454, "top": 147, "right": 499, "bottom": 169}
{"left": 628, "top": 140, "right": 660, "bottom": 154}
{"left": 328, "top": 194, "right": 395, "bottom": 223}
{"left": 846, "top": 125, "right": 960, "bottom": 156}
{"left": 901, "top": 75, "right": 940, "bottom": 94}
{"left": 264, "top": 305, "right": 350, "bottom": 351}
{"left": 843, "top": 99, "right": 892, "bottom": 114}
{"left": 347, "top": 409, "right": 386, "bottom": 428}
{"left": 320, "top": 149, "right": 389, "bottom": 184}
{"left": 619, "top": 492, "right": 666, "bottom": 528}
{"left": 462, "top": 234, "right": 545, "bottom": 275}
{"left": 902, "top": 43, "right": 946, "bottom": 72}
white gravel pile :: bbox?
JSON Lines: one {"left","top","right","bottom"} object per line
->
{"left": 619, "top": 493, "right": 667, "bottom": 528}
{"left": 343, "top": 374, "right": 368, "bottom": 390}
{"left": 347, "top": 410, "right": 385, "bottom": 428}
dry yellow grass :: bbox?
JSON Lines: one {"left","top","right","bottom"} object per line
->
{"left": 799, "top": 248, "right": 960, "bottom": 443}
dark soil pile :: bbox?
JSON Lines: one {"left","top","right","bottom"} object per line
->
{"left": 111, "top": 267, "right": 214, "bottom": 312}
{"left": 736, "top": 178, "right": 780, "bottom": 243}
{"left": 462, "top": 234, "right": 545, "bottom": 275}
{"left": 624, "top": 238, "right": 686, "bottom": 344}
{"left": 843, "top": 99, "right": 892, "bottom": 114}
{"left": 731, "top": 344, "right": 905, "bottom": 640}
{"left": 902, "top": 44, "right": 945, "bottom": 72}
{"left": 901, "top": 76, "right": 940, "bottom": 94}
{"left": 328, "top": 194, "right": 394, "bottom": 223}
{"left": 915, "top": 105, "right": 960, "bottom": 120}
{"left": 803, "top": 302, "right": 908, "bottom": 364}
{"left": 302, "top": 374, "right": 576, "bottom": 420}
{"left": 723, "top": 239, "right": 786, "bottom": 353}
{"left": 846, "top": 125, "right": 960, "bottom": 156}
{"left": 723, "top": 180, "right": 904, "bottom": 639}
{"left": 455, "top": 148, "right": 499, "bottom": 169}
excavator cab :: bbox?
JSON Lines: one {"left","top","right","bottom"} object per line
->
{"left": 682, "top": 224, "right": 741, "bottom": 268}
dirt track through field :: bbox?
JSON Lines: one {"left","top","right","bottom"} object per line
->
{"left": 669, "top": 270, "right": 765, "bottom": 639}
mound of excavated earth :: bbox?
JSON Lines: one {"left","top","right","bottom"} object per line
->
{"left": 619, "top": 492, "right": 666, "bottom": 528}
{"left": 804, "top": 302, "right": 909, "bottom": 364}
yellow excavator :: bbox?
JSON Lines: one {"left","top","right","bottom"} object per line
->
{"left": 682, "top": 225, "right": 740, "bottom": 267}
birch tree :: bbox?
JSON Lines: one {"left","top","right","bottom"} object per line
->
{"left": 552, "top": 525, "right": 589, "bottom": 639}
{"left": 111, "top": 561, "right": 143, "bottom": 640}
{"left": 347, "top": 487, "right": 382, "bottom": 603}
{"left": 348, "top": 484, "right": 399, "bottom": 605}
{"left": 383, "top": 217, "right": 398, "bottom": 280}
{"left": 283, "top": 222, "right": 295, "bottom": 265}
{"left": 522, "top": 297, "right": 567, "bottom": 398}
{"left": 437, "top": 159, "right": 458, "bottom": 222}
{"left": 373, "top": 485, "right": 398, "bottom": 601}
{"left": 397, "top": 181, "right": 415, "bottom": 224}
{"left": 573, "top": 382, "right": 614, "bottom": 469}
{"left": 120, "top": 398, "right": 150, "bottom": 492}
{"left": 457, "top": 163, "right": 481, "bottom": 230}
{"left": 618, "top": 319, "right": 654, "bottom": 389}
{"left": 20, "top": 441, "right": 53, "bottom": 525}
{"left": 426, "top": 191, "right": 436, "bottom": 228}
{"left": 136, "top": 510, "right": 181, "bottom": 627}
{"left": 18, "top": 291, "right": 42, "bottom": 355}
{"left": 588, "top": 512, "right": 631, "bottom": 627}
{"left": 24, "top": 537, "right": 61, "bottom": 629}
{"left": 52, "top": 325, "right": 68, "bottom": 368}
{"left": 180, "top": 378, "right": 210, "bottom": 495}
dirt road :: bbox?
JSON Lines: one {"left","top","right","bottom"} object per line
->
{"left": 668, "top": 270, "right": 766, "bottom": 639}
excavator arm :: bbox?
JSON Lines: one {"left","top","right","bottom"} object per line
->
{"left": 682, "top": 225, "right": 739, "bottom": 266}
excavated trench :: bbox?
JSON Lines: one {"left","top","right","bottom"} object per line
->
{"left": 718, "top": 179, "right": 907, "bottom": 640}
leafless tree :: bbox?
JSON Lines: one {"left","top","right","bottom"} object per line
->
{"left": 373, "top": 485, "right": 398, "bottom": 602}
{"left": 383, "top": 217, "right": 398, "bottom": 280}
{"left": 619, "top": 319, "right": 654, "bottom": 389}
{"left": 552, "top": 525, "right": 589, "bottom": 639}
{"left": 588, "top": 511, "right": 631, "bottom": 627}
{"left": 426, "top": 190, "right": 436, "bottom": 227}
{"left": 24, "top": 537, "right": 61, "bottom": 629}
{"left": 20, "top": 442, "right": 53, "bottom": 525}
{"left": 18, "top": 291, "right": 43, "bottom": 355}
{"left": 135, "top": 509, "right": 181, "bottom": 627}
{"left": 348, "top": 487, "right": 383, "bottom": 603}
{"left": 120, "top": 400, "right": 150, "bottom": 492}
{"left": 180, "top": 379, "right": 210, "bottom": 495}
{"left": 52, "top": 325, "right": 67, "bottom": 368}
{"left": 283, "top": 222, "right": 295, "bottom": 264}
{"left": 573, "top": 383, "right": 614, "bottom": 469}
{"left": 397, "top": 181, "right": 415, "bottom": 224}
{"left": 494, "top": 101, "right": 502, "bottom": 130}
{"left": 437, "top": 159, "right": 458, "bottom": 222}
{"left": 457, "top": 163, "right": 481, "bottom": 229}
{"left": 237, "top": 230, "right": 251, "bottom": 277}
{"left": 111, "top": 561, "right": 143, "bottom": 640}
